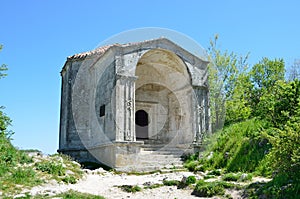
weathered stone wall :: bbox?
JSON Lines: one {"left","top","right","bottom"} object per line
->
{"left": 59, "top": 60, "right": 86, "bottom": 151}
{"left": 95, "top": 61, "right": 116, "bottom": 141}
{"left": 59, "top": 38, "right": 211, "bottom": 170}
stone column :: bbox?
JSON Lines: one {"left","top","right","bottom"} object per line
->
{"left": 204, "top": 89, "right": 211, "bottom": 134}
{"left": 193, "top": 87, "right": 205, "bottom": 143}
{"left": 115, "top": 74, "right": 137, "bottom": 142}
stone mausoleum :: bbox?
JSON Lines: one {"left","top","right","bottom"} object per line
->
{"left": 58, "top": 38, "right": 210, "bottom": 171}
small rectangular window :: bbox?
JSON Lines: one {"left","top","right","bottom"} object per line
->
{"left": 100, "top": 105, "right": 105, "bottom": 117}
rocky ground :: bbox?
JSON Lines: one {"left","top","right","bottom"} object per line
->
{"left": 17, "top": 167, "right": 270, "bottom": 199}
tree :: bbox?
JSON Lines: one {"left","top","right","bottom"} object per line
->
{"left": 287, "top": 59, "right": 300, "bottom": 81}
{"left": 0, "top": 45, "right": 8, "bottom": 79}
{"left": 262, "top": 80, "right": 300, "bottom": 181}
{"left": 207, "top": 35, "right": 250, "bottom": 129}
{"left": 0, "top": 44, "right": 11, "bottom": 137}
{"left": 249, "top": 58, "right": 285, "bottom": 116}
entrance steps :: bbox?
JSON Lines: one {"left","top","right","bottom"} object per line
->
{"left": 134, "top": 143, "right": 187, "bottom": 172}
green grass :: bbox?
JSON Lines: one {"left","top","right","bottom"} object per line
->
{"left": 192, "top": 180, "right": 226, "bottom": 197}
{"left": 207, "top": 169, "right": 222, "bottom": 176}
{"left": 0, "top": 133, "right": 42, "bottom": 195}
{"left": 222, "top": 173, "right": 240, "bottom": 181}
{"left": 143, "top": 183, "right": 163, "bottom": 189}
{"left": 35, "top": 161, "right": 65, "bottom": 176}
{"left": 185, "top": 118, "right": 272, "bottom": 176}
{"left": 118, "top": 185, "right": 142, "bottom": 193}
{"left": 20, "top": 190, "right": 106, "bottom": 199}
{"left": 0, "top": 133, "right": 84, "bottom": 197}
{"left": 185, "top": 176, "right": 197, "bottom": 185}
{"left": 162, "top": 180, "right": 180, "bottom": 186}
{"left": 192, "top": 180, "right": 239, "bottom": 197}
{"left": 246, "top": 174, "right": 300, "bottom": 199}
{"left": 56, "top": 190, "right": 106, "bottom": 199}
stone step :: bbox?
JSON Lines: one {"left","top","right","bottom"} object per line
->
{"left": 141, "top": 145, "right": 185, "bottom": 155}
{"left": 138, "top": 154, "right": 182, "bottom": 160}
{"left": 140, "top": 149, "right": 183, "bottom": 156}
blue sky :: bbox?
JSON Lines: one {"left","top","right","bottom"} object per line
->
{"left": 0, "top": 1, "right": 299, "bottom": 154}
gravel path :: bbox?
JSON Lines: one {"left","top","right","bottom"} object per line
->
{"left": 21, "top": 168, "right": 270, "bottom": 199}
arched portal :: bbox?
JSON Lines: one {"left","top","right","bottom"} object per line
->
{"left": 134, "top": 49, "right": 194, "bottom": 145}
{"left": 135, "top": 110, "right": 149, "bottom": 139}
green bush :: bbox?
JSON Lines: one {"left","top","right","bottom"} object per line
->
{"left": 265, "top": 122, "right": 300, "bottom": 181}
{"left": 184, "top": 160, "right": 198, "bottom": 172}
{"left": 203, "top": 175, "right": 215, "bottom": 179}
{"left": 62, "top": 175, "right": 77, "bottom": 184}
{"left": 119, "top": 185, "right": 142, "bottom": 193}
{"left": 247, "top": 174, "right": 300, "bottom": 199}
{"left": 186, "top": 176, "right": 197, "bottom": 185}
{"left": 12, "top": 167, "right": 36, "bottom": 184}
{"left": 163, "top": 180, "right": 180, "bottom": 186}
{"left": 222, "top": 173, "right": 240, "bottom": 181}
{"left": 207, "top": 169, "right": 222, "bottom": 176}
{"left": 190, "top": 119, "right": 271, "bottom": 175}
{"left": 35, "top": 161, "right": 65, "bottom": 176}
{"left": 56, "top": 190, "right": 105, "bottom": 199}
{"left": 143, "top": 183, "right": 163, "bottom": 189}
{"left": 192, "top": 180, "right": 225, "bottom": 197}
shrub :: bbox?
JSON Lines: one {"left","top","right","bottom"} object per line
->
{"left": 247, "top": 174, "right": 300, "bottom": 199}
{"left": 184, "top": 160, "right": 198, "bottom": 172}
{"left": 56, "top": 190, "right": 105, "bottom": 199}
{"left": 62, "top": 175, "right": 77, "bottom": 184}
{"left": 203, "top": 175, "right": 215, "bottom": 179}
{"left": 12, "top": 167, "right": 36, "bottom": 184}
{"left": 163, "top": 180, "right": 180, "bottom": 186}
{"left": 186, "top": 176, "right": 197, "bottom": 185}
{"left": 192, "top": 180, "right": 225, "bottom": 197}
{"left": 119, "top": 185, "right": 142, "bottom": 193}
{"left": 143, "top": 183, "right": 163, "bottom": 189}
{"left": 207, "top": 169, "right": 222, "bottom": 176}
{"left": 35, "top": 161, "right": 65, "bottom": 176}
{"left": 222, "top": 173, "right": 240, "bottom": 181}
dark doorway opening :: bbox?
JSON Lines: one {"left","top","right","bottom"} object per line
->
{"left": 135, "top": 110, "right": 149, "bottom": 139}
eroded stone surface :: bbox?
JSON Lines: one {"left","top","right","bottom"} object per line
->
{"left": 58, "top": 38, "right": 210, "bottom": 171}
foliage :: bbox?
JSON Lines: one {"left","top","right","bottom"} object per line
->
{"left": 246, "top": 174, "right": 300, "bottom": 199}
{"left": 162, "top": 179, "right": 180, "bottom": 186}
{"left": 62, "top": 175, "right": 77, "bottom": 184}
{"left": 225, "top": 73, "right": 252, "bottom": 125}
{"left": 249, "top": 58, "right": 285, "bottom": 116}
{"left": 0, "top": 140, "right": 83, "bottom": 196}
{"left": 287, "top": 59, "right": 300, "bottom": 81}
{"left": 257, "top": 80, "right": 300, "bottom": 128}
{"left": 0, "top": 106, "right": 13, "bottom": 138}
{"left": 56, "top": 190, "right": 106, "bottom": 199}
{"left": 222, "top": 173, "right": 240, "bottom": 181}
{"left": 192, "top": 180, "right": 225, "bottom": 197}
{"left": 0, "top": 133, "right": 33, "bottom": 178}
{"left": 118, "top": 185, "right": 142, "bottom": 193}
{"left": 255, "top": 79, "right": 300, "bottom": 190}
{"left": 194, "top": 119, "right": 271, "bottom": 175}
{"left": 184, "top": 160, "right": 199, "bottom": 172}
{"left": 143, "top": 183, "right": 163, "bottom": 189}
{"left": 265, "top": 120, "right": 300, "bottom": 181}
{"left": 207, "top": 169, "right": 222, "bottom": 176}
{"left": 35, "top": 161, "right": 65, "bottom": 176}
{"left": 0, "top": 135, "right": 40, "bottom": 195}
{"left": 15, "top": 191, "right": 106, "bottom": 199}
{"left": 11, "top": 167, "right": 37, "bottom": 184}
{"left": 221, "top": 172, "right": 252, "bottom": 182}
{"left": 207, "top": 34, "right": 250, "bottom": 130}
{"left": 185, "top": 175, "right": 197, "bottom": 185}
{"left": 0, "top": 44, "right": 8, "bottom": 79}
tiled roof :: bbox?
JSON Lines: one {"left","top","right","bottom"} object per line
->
{"left": 67, "top": 44, "right": 117, "bottom": 60}
{"left": 66, "top": 38, "right": 163, "bottom": 61}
